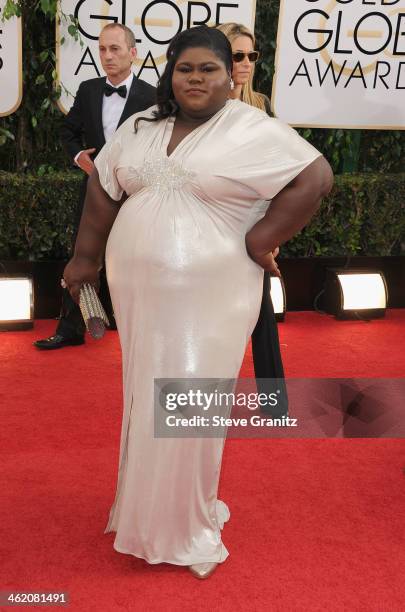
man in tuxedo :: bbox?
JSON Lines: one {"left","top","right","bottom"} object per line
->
{"left": 34, "top": 23, "right": 156, "bottom": 349}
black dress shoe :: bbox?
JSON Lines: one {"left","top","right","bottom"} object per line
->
{"left": 33, "top": 334, "right": 85, "bottom": 350}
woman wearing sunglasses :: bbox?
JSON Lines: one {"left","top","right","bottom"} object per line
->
{"left": 217, "top": 22, "right": 287, "bottom": 415}
{"left": 217, "top": 22, "right": 270, "bottom": 112}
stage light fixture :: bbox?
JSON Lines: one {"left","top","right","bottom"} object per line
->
{"left": 324, "top": 269, "right": 388, "bottom": 319}
{"left": 0, "top": 275, "right": 34, "bottom": 330}
{"left": 270, "top": 275, "right": 286, "bottom": 322}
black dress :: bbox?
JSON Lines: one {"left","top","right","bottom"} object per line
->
{"left": 251, "top": 94, "right": 288, "bottom": 417}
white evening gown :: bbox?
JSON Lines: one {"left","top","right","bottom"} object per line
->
{"left": 94, "top": 99, "right": 321, "bottom": 565}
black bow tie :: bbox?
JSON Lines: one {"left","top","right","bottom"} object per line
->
{"left": 104, "top": 84, "right": 127, "bottom": 98}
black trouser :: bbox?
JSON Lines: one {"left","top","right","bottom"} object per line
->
{"left": 252, "top": 271, "right": 289, "bottom": 416}
{"left": 56, "top": 176, "right": 115, "bottom": 337}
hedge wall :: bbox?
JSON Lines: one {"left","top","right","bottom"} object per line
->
{"left": 0, "top": 171, "right": 79, "bottom": 260}
{"left": 1, "top": 171, "right": 404, "bottom": 261}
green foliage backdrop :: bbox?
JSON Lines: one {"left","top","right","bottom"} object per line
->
{"left": 1, "top": 170, "right": 404, "bottom": 260}
{"left": 1, "top": 0, "right": 63, "bottom": 171}
{"left": 0, "top": 0, "right": 404, "bottom": 261}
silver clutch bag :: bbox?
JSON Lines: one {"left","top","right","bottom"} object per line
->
{"left": 79, "top": 283, "right": 110, "bottom": 339}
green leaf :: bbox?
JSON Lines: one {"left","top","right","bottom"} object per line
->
{"left": 35, "top": 74, "right": 46, "bottom": 85}
{"left": 0, "top": 128, "right": 15, "bottom": 141}
{"left": 2, "top": 0, "right": 21, "bottom": 19}
{"left": 40, "top": 0, "right": 51, "bottom": 14}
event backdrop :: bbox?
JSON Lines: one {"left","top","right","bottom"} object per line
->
{"left": 272, "top": 0, "right": 405, "bottom": 129}
{"left": 56, "top": 0, "right": 257, "bottom": 113}
{"left": 0, "top": 0, "right": 22, "bottom": 116}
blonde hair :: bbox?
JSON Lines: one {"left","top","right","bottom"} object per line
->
{"left": 216, "top": 22, "right": 267, "bottom": 112}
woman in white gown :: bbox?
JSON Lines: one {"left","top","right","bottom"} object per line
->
{"left": 63, "top": 25, "right": 333, "bottom": 579}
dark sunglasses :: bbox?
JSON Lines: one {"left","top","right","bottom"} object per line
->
{"left": 232, "top": 51, "right": 260, "bottom": 63}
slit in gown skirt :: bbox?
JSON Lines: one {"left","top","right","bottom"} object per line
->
{"left": 94, "top": 99, "right": 321, "bottom": 566}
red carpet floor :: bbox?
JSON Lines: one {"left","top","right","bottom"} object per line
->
{"left": 1, "top": 311, "right": 405, "bottom": 611}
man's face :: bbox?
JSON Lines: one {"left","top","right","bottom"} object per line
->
{"left": 99, "top": 27, "right": 136, "bottom": 81}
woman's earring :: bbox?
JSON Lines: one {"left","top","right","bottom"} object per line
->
{"left": 230, "top": 78, "right": 235, "bottom": 91}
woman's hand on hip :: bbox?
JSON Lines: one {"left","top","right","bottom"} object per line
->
{"left": 248, "top": 247, "right": 281, "bottom": 276}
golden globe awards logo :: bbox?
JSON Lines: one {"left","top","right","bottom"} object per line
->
{"left": 291, "top": 1, "right": 405, "bottom": 89}
{"left": 56, "top": 0, "right": 256, "bottom": 113}
{"left": 272, "top": 0, "right": 405, "bottom": 129}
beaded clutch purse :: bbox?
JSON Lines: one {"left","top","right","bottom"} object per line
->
{"left": 79, "top": 283, "right": 110, "bottom": 339}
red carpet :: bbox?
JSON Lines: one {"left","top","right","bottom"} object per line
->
{"left": 1, "top": 311, "right": 404, "bottom": 611}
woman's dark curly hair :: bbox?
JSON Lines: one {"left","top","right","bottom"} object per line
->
{"left": 134, "top": 25, "right": 233, "bottom": 132}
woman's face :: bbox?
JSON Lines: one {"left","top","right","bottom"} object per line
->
{"left": 171, "top": 47, "right": 231, "bottom": 118}
{"left": 231, "top": 35, "right": 254, "bottom": 86}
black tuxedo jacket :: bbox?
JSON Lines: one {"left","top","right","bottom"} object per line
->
{"left": 61, "top": 75, "right": 156, "bottom": 161}
{"left": 57, "top": 74, "right": 156, "bottom": 336}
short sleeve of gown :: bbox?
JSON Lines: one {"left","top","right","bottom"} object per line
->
{"left": 93, "top": 107, "right": 158, "bottom": 201}
{"left": 94, "top": 130, "right": 125, "bottom": 201}
{"left": 228, "top": 114, "right": 323, "bottom": 201}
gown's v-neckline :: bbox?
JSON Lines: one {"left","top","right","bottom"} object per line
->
{"left": 164, "top": 100, "right": 233, "bottom": 159}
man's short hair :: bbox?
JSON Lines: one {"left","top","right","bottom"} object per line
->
{"left": 100, "top": 23, "right": 136, "bottom": 49}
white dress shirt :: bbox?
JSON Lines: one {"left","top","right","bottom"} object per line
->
{"left": 102, "top": 72, "right": 134, "bottom": 142}
{"left": 74, "top": 71, "right": 134, "bottom": 165}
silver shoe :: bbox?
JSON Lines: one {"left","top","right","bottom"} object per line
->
{"left": 189, "top": 562, "right": 218, "bottom": 579}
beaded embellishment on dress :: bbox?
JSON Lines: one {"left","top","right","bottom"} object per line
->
{"left": 128, "top": 155, "right": 195, "bottom": 193}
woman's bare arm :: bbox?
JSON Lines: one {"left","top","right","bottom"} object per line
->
{"left": 246, "top": 156, "right": 333, "bottom": 270}
{"left": 63, "top": 168, "right": 124, "bottom": 302}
